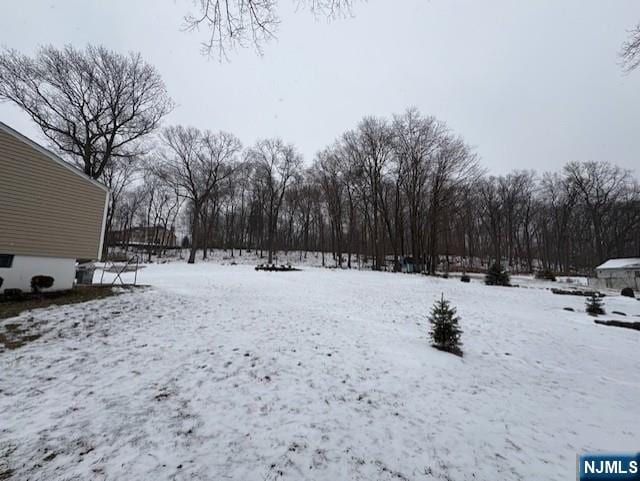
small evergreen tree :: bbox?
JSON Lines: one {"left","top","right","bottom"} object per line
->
{"left": 485, "top": 263, "right": 510, "bottom": 286}
{"left": 429, "top": 294, "right": 463, "bottom": 356}
{"left": 585, "top": 294, "right": 605, "bottom": 316}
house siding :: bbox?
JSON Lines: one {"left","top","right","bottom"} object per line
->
{"left": 589, "top": 269, "right": 640, "bottom": 290}
{"left": 0, "top": 127, "right": 108, "bottom": 260}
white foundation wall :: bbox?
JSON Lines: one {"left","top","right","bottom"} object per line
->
{"left": 0, "top": 255, "right": 75, "bottom": 293}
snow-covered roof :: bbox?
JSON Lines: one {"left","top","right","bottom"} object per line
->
{"left": 596, "top": 258, "right": 640, "bottom": 270}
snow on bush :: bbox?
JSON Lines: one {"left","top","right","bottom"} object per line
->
{"left": 484, "top": 263, "right": 511, "bottom": 286}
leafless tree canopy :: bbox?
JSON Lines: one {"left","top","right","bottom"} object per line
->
{"left": 183, "top": 0, "right": 358, "bottom": 57}
{"left": 246, "top": 138, "right": 303, "bottom": 263}
{"left": 157, "top": 126, "right": 242, "bottom": 263}
{"left": 100, "top": 108, "right": 639, "bottom": 272}
{"left": 620, "top": 22, "right": 640, "bottom": 72}
{"left": 0, "top": 45, "right": 173, "bottom": 178}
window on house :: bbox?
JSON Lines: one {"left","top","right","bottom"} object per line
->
{"left": 0, "top": 254, "right": 14, "bottom": 268}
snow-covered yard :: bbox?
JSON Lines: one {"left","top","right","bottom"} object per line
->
{"left": 1, "top": 264, "right": 638, "bottom": 480}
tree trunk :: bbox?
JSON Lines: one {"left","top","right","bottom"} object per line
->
{"left": 188, "top": 204, "right": 201, "bottom": 264}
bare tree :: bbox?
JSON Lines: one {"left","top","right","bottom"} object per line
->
{"left": 343, "top": 117, "right": 394, "bottom": 269}
{"left": 564, "top": 161, "right": 633, "bottom": 263}
{"left": 424, "top": 133, "right": 479, "bottom": 274}
{"left": 100, "top": 157, "right": 140, "bottom": 258}
{"left": 111, "top": 185, "right": 147, "bottom": 251}
{"left": 392, "top": 108, "right": 442, "bottom": 271}
{"left": 157, "top": 126, "right": 242, "bottom": 263}
{"left": 102, "top": 106, "right": 640, "bottom": 274}
{"left": 183, "top": 0, "right": 358, "bottom": 58}
{"left": 315, "top": 146, "right": 347, "bottom": 266}
{"left": 0, "top": 45, "right": 173, "bottom": 179}
{"left": 539, "top": 171, "right": 581, "bottom": 272}
{"left": 138, "top": 173, "right": 183, "bottom": 260}
{"left": 246, "top": 138, "right": 302, "bottom": 263}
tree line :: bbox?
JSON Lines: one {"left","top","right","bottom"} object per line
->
{"left": 114, "top": 108, "right": 640, "bottom": 273}
{"left": 2, "top": 45, "right": 639, "bottom": 273}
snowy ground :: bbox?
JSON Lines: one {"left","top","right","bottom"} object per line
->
{"left": 109, "top": 248, "right": 335, "bottom": 269}
{"left": 1, "top": 264, "right": 639, "bottom": 481}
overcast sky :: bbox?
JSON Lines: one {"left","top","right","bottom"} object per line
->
{"left": 1, "top": 0, "right": 639, "bottom": 174}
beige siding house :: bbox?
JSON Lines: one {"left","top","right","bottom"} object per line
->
{"left": 0, "top": 122, "right": 109, "bottom": 293}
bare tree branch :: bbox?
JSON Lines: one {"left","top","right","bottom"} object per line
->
{"left": 157, "top": 125, "right": 242, "bottom": 263}
{"left": 0, "top": 45, "right": 174, "bottom": 178}
{"left": 183, "top": 0, "right": 360, "bottom": 59}
{"left": 620, "top": 22, "right": 640, "bottom": 73}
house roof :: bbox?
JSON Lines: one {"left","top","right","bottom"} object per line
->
{"left": 0, "top": 121, "right": 109, "bottom": 193}
{"left": 596, "top": 258, "right": 640, "bottom": 270}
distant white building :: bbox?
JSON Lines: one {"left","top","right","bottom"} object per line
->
{"left": 589, "top": 258, "right": 640, "bottom": 290}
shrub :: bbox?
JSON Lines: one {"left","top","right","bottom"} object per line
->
{"left": 429, "top": 294, "right": 463, "bottom": 356}
{"left": 3, "top": 288, "right": 23, "bottom": 300}
{"left": 460, "top": 274, "right": 470, "bottom": 283}
{"left": 31, "top": 275, "right": 54, "bottom": 293}
{"left": 621, "top": 287, "right": 635, "bottom": 298}
{"left": 585, "top": 294, "right": 605, "bottom": 316}
{"left": 485, "top": 263, "right": 510, "bottom": 286}
{"left": 535, "top": 269, "right": 557, "bottom": 282}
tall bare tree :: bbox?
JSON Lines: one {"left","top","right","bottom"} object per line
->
{"left": 158, "top": 126, "right": 242, "bottom": 263}
{"left": 424, "top": 133, "right": 479, "bottom": 273}
{"left": 0, "top": 45, "right": 173, "bottom": 179}
{"left": 343, "top": 117, "right": 394, "bottom": 269}
{"left": 100, "top": 156, "right": 140, "bottom": 258}
{"left": 315, "top": 146, "right": 347, "bottom": 266}
{"left": 392, "top": 108, "right": 442, "bottom": 270}
{"left": 246, "top": 138, "right": 302, "bottom": 263}
{"left": 564, "top": 161, "right": 633, "bottom": 263}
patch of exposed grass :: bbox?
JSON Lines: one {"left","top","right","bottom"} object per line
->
{"left": 0, "top": 285, "right": 146, "bottom": 350}
{"left": 0, "top": 322, "right": 43, "bottom": 350}
{"left": 0, "top": 286, "right": 125, "bottom": 321}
